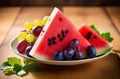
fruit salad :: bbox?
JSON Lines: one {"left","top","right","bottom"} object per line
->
{"left": 16, "top": 7, "right": 113, "bottom": 61}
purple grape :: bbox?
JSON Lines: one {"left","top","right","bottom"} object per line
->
{"left": 64, "top": 48, "right": 74, "bottom": 58}
{"left": 53, "top": 51, "right": 64, "bottom": 61}
{"left": 32, "top": 26, "right": 42, "bottom": 37}
{"left": 86, "top": 45, "right": 96, "bottom": 58}
{"left": 17, "top": 40, "right": 27, "bottom": 54}
{"left": 70, "top": 39, "right": 80, "bottom": 48}
{"left": 25, "top": 46, "right": 33, "bottom": 57}
{"left": 73, "top": 50, "right": 83, "bottom": 60}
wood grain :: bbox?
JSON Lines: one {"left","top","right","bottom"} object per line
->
{"left": 106, "top": 7, "right": 120, "bottom": 33}
{"left": 0, "top": 7, "right": 21, "bottom": 46}
{"left": 0, "top": 7, "right": 120, "bottom": 79}
{"left": 0, "top": 7, "right": 56, "bottom": 79}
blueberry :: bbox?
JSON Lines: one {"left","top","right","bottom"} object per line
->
{"left": 53, "top": 51, "right": 64, "bottom": 61}
{"left": 70, "top": 39, "right": 80, "bottom": 48}
{"left": 73, "top": 50, "right": 83, "bottom": 60}
{"left": 64, "top": 48, "right": 74, "bottom": 58}
{"left": 86, "top": 45, "right": 96, "bottom": 58}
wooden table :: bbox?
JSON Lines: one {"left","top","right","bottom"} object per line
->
{"left": 0, "top": 7, "right": 120, "bottom": 79}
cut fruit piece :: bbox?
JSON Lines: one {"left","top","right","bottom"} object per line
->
{"left": 29, "top": 8, "right": 90, "bottom": 60}
{"left": 78, "top": 23, "right": 113, "bottom": 56}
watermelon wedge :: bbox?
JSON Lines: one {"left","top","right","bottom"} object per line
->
{"left": 29, "top": 8, "right": 90, "bottom": 60}
{"left": 79, "top": 23, "right": 113, "bottom": 56}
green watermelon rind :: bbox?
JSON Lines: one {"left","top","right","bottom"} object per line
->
{"left": 96, "top": 45, "right": 113, "bottom": 56}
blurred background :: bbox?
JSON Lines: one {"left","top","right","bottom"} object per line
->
{"left": 0, "top": 0, "right": 120, "bottom": 6}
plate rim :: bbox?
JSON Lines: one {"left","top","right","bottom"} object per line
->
{"left": 9, "top": 38, "right": 112, "bottom": 65}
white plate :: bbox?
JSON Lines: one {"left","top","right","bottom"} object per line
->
{"left": 10, "top": 38, "right": 112, "bottom": 65}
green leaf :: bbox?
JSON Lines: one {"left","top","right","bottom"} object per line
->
{"left": 13, "top": 64, "right": 22, "bottom": 73}
{"left": 8, "top": 57, "right": 21, "bottom": 66}
{"left": 101, "top": 32, "right": 113, "bottom": 42}
{"left": 24, "top": 59, "right": 33, "bottom": 66}
{"left": 90, "top": 25, "right": 100, "bottom": 35}
{"left": 3, "top": 67, "right": 14, "bottom": 75}
{"left": 1, "top": 57, "right": 41, "bottom": 77}
{"left": 23, "top": 60, "right": 41, "bottom": 72}
{"left": 1, "top": 62, "right": 12, "bottom": 70}
{"left": 2, "top": 62, "right": 11, "bottom": 66}
{"left": 27, "top": 64, "right": 41, "bottom": 72}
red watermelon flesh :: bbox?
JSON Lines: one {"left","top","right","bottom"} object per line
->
{"left": 79, "top": 23, "right": 113, "bottom": 56}
{"left": 29, "top": 8, "right": 90, "bottom": 60}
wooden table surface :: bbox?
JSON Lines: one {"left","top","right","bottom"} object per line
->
{"left": 0, "top": 7, "right": 120, "bottom": 79}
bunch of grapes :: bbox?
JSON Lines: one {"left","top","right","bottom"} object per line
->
{"left": 17, "top": 16, "right": 49, "bottom": 56}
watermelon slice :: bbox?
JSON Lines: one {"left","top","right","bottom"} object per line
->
{"left": 29, "top": 8, "right": 90, "bottom": 60}
{"left": 78, "top": 23, "right": 113, "bottom": 56}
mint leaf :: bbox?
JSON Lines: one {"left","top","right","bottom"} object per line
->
{"left": 3, "top": 67, "right": 14, "bottom": 75}
{"left": 101, "top": 32, "right": 113, "bottom": 42}
{"left": 1, "top": 57, "right": 41, "bottom": 77}
{"left": 23, "top": 59, "right": 41, "bottom": 72}
{"left": 24, "top": 59, "right": 33, "bottom": 66}
{"left": 13, "top": 64, "right": 22, "bottom": 73}
{"left": 8, "top": 57, "right": 21, "bottom": 66}
{"left": 27, "top": 64, "right": 41, "bottom": 72}
{"left": 90, "top": 25, "right": 113, "bottom": 42}
{"left": 90, "top": 25, "right": 100, "bottom": 35}
{"left": 2, "top": 62, "right": 11, "bottom": 67}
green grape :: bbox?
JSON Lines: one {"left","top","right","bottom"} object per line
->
{"left": 33, "top": 19, "right": 43, "bottom": 27}
{"left": 18, "top": 32, "right": 27, "bottom": 40}
{"left": 26, "top": 34, "right": 35, "bottom": 43}
{"left": 24, "top": 22, "right": 34, "bottom": 30}
{"left": 42, "top": 16, "right": 49, "bottom": 26}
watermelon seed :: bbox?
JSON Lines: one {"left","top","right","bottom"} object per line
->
{"left": 65, "top": 29, "right": 69, "bottom": 34}
{"left": 48, "top": 38, "right": 52, "bottom": 42}
{"left": 57, "top": 33, "right": 61, "bottom": 38}
{"left": 52, "top": 37, "right": 56, "bottom": 40}
{"left": 59, "top": 37, "right": 63, "bottom": 41}
{"left": 48, "top": 42, "right": 52, "bottom": 46}
{"left": 59, "top": 17, "right": 62, "bottom": 21}
{"left": 52, "top": 41, "right": 56, "bottom": 44}
{"left": 61, "top": 30, "right": 65, "bottom": 35}
{"left": 62, "top": 33, "right": 65, "bottom": 37}
{"left": 88, "top": 32, "right": 92, "bottom": 36}
{"left": 93, "top": 36, "right": 97, "bottom": 39}
{"left": 87, "top": 32, "right": 92, "bottom": 40}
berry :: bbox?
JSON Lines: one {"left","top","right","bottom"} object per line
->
{"left": 25, "top": 46, "right": 33, "bottom": 57}
{"left": 18, "top": 32, "right": 27, "bottom": 40}
{"left": 53, "top": 51, "right": 64, "bottom": 61}
{"left": 86, "top": 45, "right": 96, "bottom": 58}
{"left": 64, "top": 48, "right": 74, "bottom": 58}
{"left": 73, "top": 50, "right": 83, "bottom": 60}
{"left": 17, "top": 40, "right": 27, "bottom": 54}
{"left": 70, "top": 39, "right": 80, "bottom": 48}
{"left": 32, "top": 26, "right": 42, "bottom": 37}
{"left": 33, "top": 19, "right": 43, "bottom": 27}
{"left": 42, "top": 16, "right": 49, "bottom": 25}
{"left": 24, "top": 22, "right": 34, "bottom": 30}
{"left": 26, "top": 34, "right": 35, "bottom": 43}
